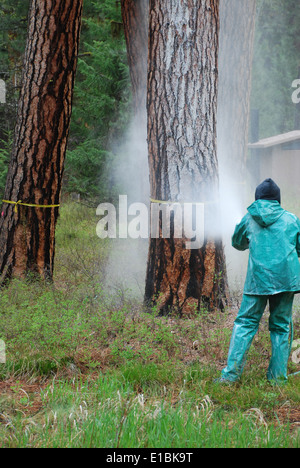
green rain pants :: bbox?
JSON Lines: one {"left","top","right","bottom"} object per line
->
{"left": 221, "top": 292, "right": 294, "bottom": 383}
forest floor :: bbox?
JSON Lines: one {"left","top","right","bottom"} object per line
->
{"left": 0, "top": 202, "right": 299, "bottom": 448}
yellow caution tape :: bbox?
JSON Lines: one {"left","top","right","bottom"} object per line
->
{"left": 2, "top": 200, "right": 60, "bottom": 213}
{"left": 150, "top": 198, "right": 180, "bottom": 205}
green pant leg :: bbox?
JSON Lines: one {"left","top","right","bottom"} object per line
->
{"left": 267, "top": 292, "right": 294, "bottom": 383}
{"left": 221, "top": 295, "right": 268, "bottom": 382}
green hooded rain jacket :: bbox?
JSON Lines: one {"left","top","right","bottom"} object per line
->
{"left": 232, "top": 199, "right": 300, "bottom": 295}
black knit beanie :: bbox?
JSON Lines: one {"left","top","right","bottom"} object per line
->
{"left": 255, "top": 178, "right": 281, "bottom": 204}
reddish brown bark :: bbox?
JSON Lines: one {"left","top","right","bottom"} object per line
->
{"left": 145, "top": 0, "right": 229, "bottom": 314}
{"left": 0, "top": 0, "right": 83, "bottom": 282}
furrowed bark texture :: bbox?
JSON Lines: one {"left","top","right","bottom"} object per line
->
{"left": 218, "top": 0, "right": 256, "bottom": 186}
{"left": 0, "top": 0, "right": 83, "bottom": 281}
{"left": 145, "top": 0, "right": 229, "bottom": 314}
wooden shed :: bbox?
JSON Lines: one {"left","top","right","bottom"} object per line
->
{"left": 248, "top": 130, "right": 300, "bottom": 197}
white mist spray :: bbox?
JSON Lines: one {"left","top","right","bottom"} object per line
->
{"left": 217, "top": 0, "right": 257, "bottom": 293}
{"left": 103, "top": 111, "right": 150, "bottom": 302}
{"left": 102, "top": 0, "right": 257, "bottom": 300}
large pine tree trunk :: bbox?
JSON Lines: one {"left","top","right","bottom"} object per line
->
{"left": 0, "top": 0, "right": 83, "bottom": 282}
{"left": 145, "top": 0, "right": 229, "bottom": 314}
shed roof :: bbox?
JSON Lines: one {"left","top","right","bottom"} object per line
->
{"left": 248, "top": 130, "right": 300, "bottom": 149}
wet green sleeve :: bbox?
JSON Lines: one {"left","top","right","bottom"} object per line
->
{"left": 232, "top": 216, "right": 249, "bottom": 251}
{"left": 296, "top": 218, "right": 300, "bottom": 257}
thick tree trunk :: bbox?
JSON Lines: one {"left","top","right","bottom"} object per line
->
{"left": 0, "top": 0, "right": 83, "bottom": 282}
{"left": 145, "top": 0, "right": 229, "bottom": 314}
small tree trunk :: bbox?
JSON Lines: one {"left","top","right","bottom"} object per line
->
{"left": 121, "top": 0, "right": 149, "bottom": 112}
{"left": 145, "top": 0, "right": 229, "bottom": 314}
{"left": 0, "top": 0, "right": 83, "bottom": 282}
{"left": 120, "top": 0, "right": 150, "bottom": 205}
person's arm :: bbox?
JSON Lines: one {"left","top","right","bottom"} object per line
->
{"left": 296, "top": 218, "right": 300, "bottom": 258}
{"left": 232, "top": 216, "right": 249, "bottom": 251}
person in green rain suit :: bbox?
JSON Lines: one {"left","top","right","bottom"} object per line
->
{"left": 218, "top": 178, "right": 300, "bottom": 384}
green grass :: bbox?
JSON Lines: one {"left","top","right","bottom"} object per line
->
{"left": 0, "top": 201, "right": 299, "bottom": 448}
{"left": 0, "top": 369, "right": 298, "bottom": 448}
